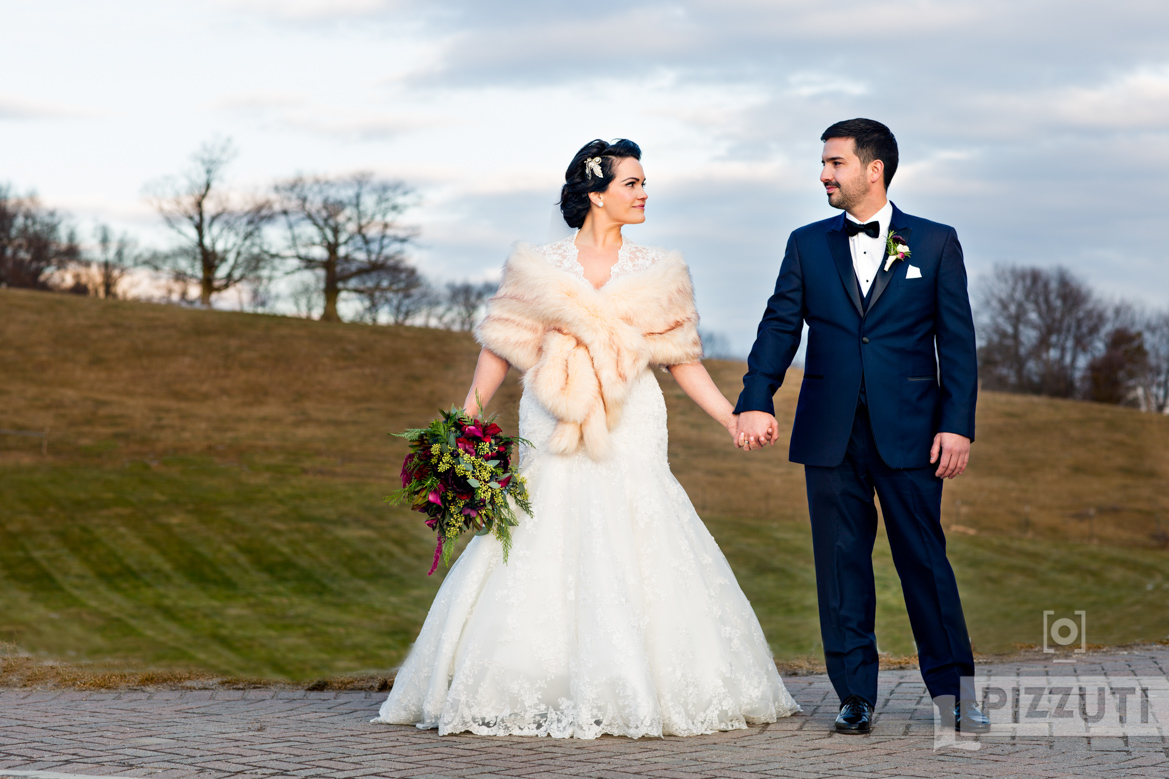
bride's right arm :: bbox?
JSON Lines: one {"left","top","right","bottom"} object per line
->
{"left": 461, "top": 348, "right": 511, "bottom": 414}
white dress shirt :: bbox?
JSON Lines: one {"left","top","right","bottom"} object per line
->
{"left": 846, "top": 200, "right": 892, "bottom": 297}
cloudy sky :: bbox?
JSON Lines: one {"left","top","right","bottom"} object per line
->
{"left": 3, "top": 0, "right": 1168, "bottom": 352}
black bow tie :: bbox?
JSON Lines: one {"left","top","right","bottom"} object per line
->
{"left": 844, "top": 220, "right": 880, "bottom": 238}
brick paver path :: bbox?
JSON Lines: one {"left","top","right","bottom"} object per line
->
{"left": 2, "top": 648, "right": 1167, "bottom": 778}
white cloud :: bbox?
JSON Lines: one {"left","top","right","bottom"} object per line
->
{"left": 1057, "top": 64, "right": 1169, "bottom": 130}
{"left": 209, "top": 92, "right": 308, "bottom": 111}
{"left": 0, "top": 93, "right": 91, "bottom": 120}
{"left": 214, "top": 0, "right": 405, "bottom": 20}
{"left": 786, "top": 73, "right": 869, "bottom": 98}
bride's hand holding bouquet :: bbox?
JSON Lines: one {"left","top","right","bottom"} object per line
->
{"left": 387, "top": 395, "right": 532, "bottom": 575}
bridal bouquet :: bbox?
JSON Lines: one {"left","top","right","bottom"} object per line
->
{"left": 387, "top": 405, "right": 531, "bottom": 575}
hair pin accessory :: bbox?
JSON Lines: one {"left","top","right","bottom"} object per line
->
{"left": 584, "top": 157, "right": 603, "bottom": 179}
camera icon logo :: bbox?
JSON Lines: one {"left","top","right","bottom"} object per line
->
{"left": 1043, "top": 610, "right": 1086, "bottom": 661}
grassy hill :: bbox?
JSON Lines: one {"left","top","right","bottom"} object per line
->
{"left": 1, "top": 288, "right": 1167, "bottom": 681}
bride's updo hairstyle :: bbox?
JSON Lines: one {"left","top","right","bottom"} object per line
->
{"left": 559, "top": 138, "right": 642, "bottom": 229}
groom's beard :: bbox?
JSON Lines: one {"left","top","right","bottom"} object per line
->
{"left": 825, "top": 179, "right": 865, "bottom": 211}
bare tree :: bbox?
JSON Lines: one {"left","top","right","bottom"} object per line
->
{"left": 977, "top": 266, "right": 1106, "bottom": 398}
{"left": 241, "top": 271, "right": 278, "bottom": 313}
{"left": 145, "top": 139, "right": 272, "bottom": 307}
{"left": 442, "top": 281, "right": 496, "bottom": 331}
{"left": 1141, "top": 309, "right": 1169, "bottom": 413}
{"left": 288, "top": 274, "right": 323, "bottom": 319}
{"left": 273, "top": 173, "right": 417, "bottom": 322}
{"left": 976, "top": 266, "right": 1037, "bottom": 392}
{"left": 1086, "top": 327, "right": 1148, "bottom": 405}
{"left": 88, "top": 224, "right": 135, "bottom": 299}
{"left": 352, "top": 263, "right": 428, "bottom": 324}
{"left": 1030, "top": 269, "right": 1107, "bottom": 397}
{"left": 385, "top": 275, "right": 441, "bottom": 326}
{"left": 0, "top": 186, "right": 80, "bottom": 289}
{"left": 699, "top": 329, "right": 739, "bottom": 360}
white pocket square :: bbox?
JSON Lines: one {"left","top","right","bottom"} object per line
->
{"left": 905, "top": 264, "right": 922, "bottom": 279}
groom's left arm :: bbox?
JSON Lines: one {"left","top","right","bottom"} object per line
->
{"left": 934, "top": 227, "right": 978, "bottom": 443}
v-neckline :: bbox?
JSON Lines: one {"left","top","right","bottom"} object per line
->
{"left": 570, "top": 232, "right": 625, "bottom": 291}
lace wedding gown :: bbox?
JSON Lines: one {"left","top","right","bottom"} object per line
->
{"left": 373, "top": 235, "right": 799, "bottom": 739}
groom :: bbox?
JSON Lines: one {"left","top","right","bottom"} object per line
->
{"left": 734, "top": 119, "right": 989, "bottom": 734}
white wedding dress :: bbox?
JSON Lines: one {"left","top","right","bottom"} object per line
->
{"left": 373, "top": 235, "right": 799, "bottom": 739}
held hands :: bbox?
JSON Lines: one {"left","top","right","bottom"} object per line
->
{"left": 728, "top": 415, "right": 971, "bottom": 474}
{"left": 731, "top": 411, "right": 780, "bottom": 451}
{"left": 931, "top": 432, "right": 970, "bottom": 479}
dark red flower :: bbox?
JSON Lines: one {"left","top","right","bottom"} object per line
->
{"left": 427, "top": 536, "right": 444, "bottom": 576}
{"left": 400, "top": 453, "right": 415, "bottom": 487}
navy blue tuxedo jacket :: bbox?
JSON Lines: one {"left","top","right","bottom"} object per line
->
{"left": 734, "top": 204, "right": 978, "bottom": 469}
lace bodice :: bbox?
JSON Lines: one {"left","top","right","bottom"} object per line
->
{"left": 538, "top": 231, "right": 666, "bottom": 283}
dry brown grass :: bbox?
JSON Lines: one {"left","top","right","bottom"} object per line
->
{"left": 1, "top": 287, "right": 1167, "bottom": 684}
{"left": 0, "top": 288, "right": 511, "bottom": 474}
{"left": 3, "top": 287, "right": 1165, "bottom": 548}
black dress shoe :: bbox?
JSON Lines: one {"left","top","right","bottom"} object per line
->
{"left": 835, "top": 694, "right": 873, "bottom": 734}
{"left": 954, "top": 700, "right": 991, "bottom": 734}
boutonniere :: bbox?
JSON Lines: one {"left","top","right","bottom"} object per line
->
{"left": 884, "top": 233, "right": 911, "bottom": 272}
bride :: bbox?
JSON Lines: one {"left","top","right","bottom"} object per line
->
{"left": 373, "top": 139, "right": 799, "bottom": 739}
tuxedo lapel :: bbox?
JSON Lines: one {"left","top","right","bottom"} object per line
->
{"left": 865, "top": 205, "right": 911, "bottom": 315}
{"left": 826, "top": 215, "right": 864, "bottom": 317}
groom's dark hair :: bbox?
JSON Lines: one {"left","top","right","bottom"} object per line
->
{"left": 821, "top": 119, "right": 898, "bottom": 189}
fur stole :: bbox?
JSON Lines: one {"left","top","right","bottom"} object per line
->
{"left": 475, "top": 243, "right": 702, "bottom": 459}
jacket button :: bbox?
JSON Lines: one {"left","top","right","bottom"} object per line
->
{"left": 861, "top": 337, "right": 870, "bottom": 344}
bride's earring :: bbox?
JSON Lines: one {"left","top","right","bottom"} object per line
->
{"left": 597, "top": 198, "right": 603, "bottom": 207}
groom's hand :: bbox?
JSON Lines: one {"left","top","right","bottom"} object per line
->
{"left": 931, "top": 432, "right": 970, "bottom": 479}
{"left": 735, "top": 411, "right": 778, "bottom": 451}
